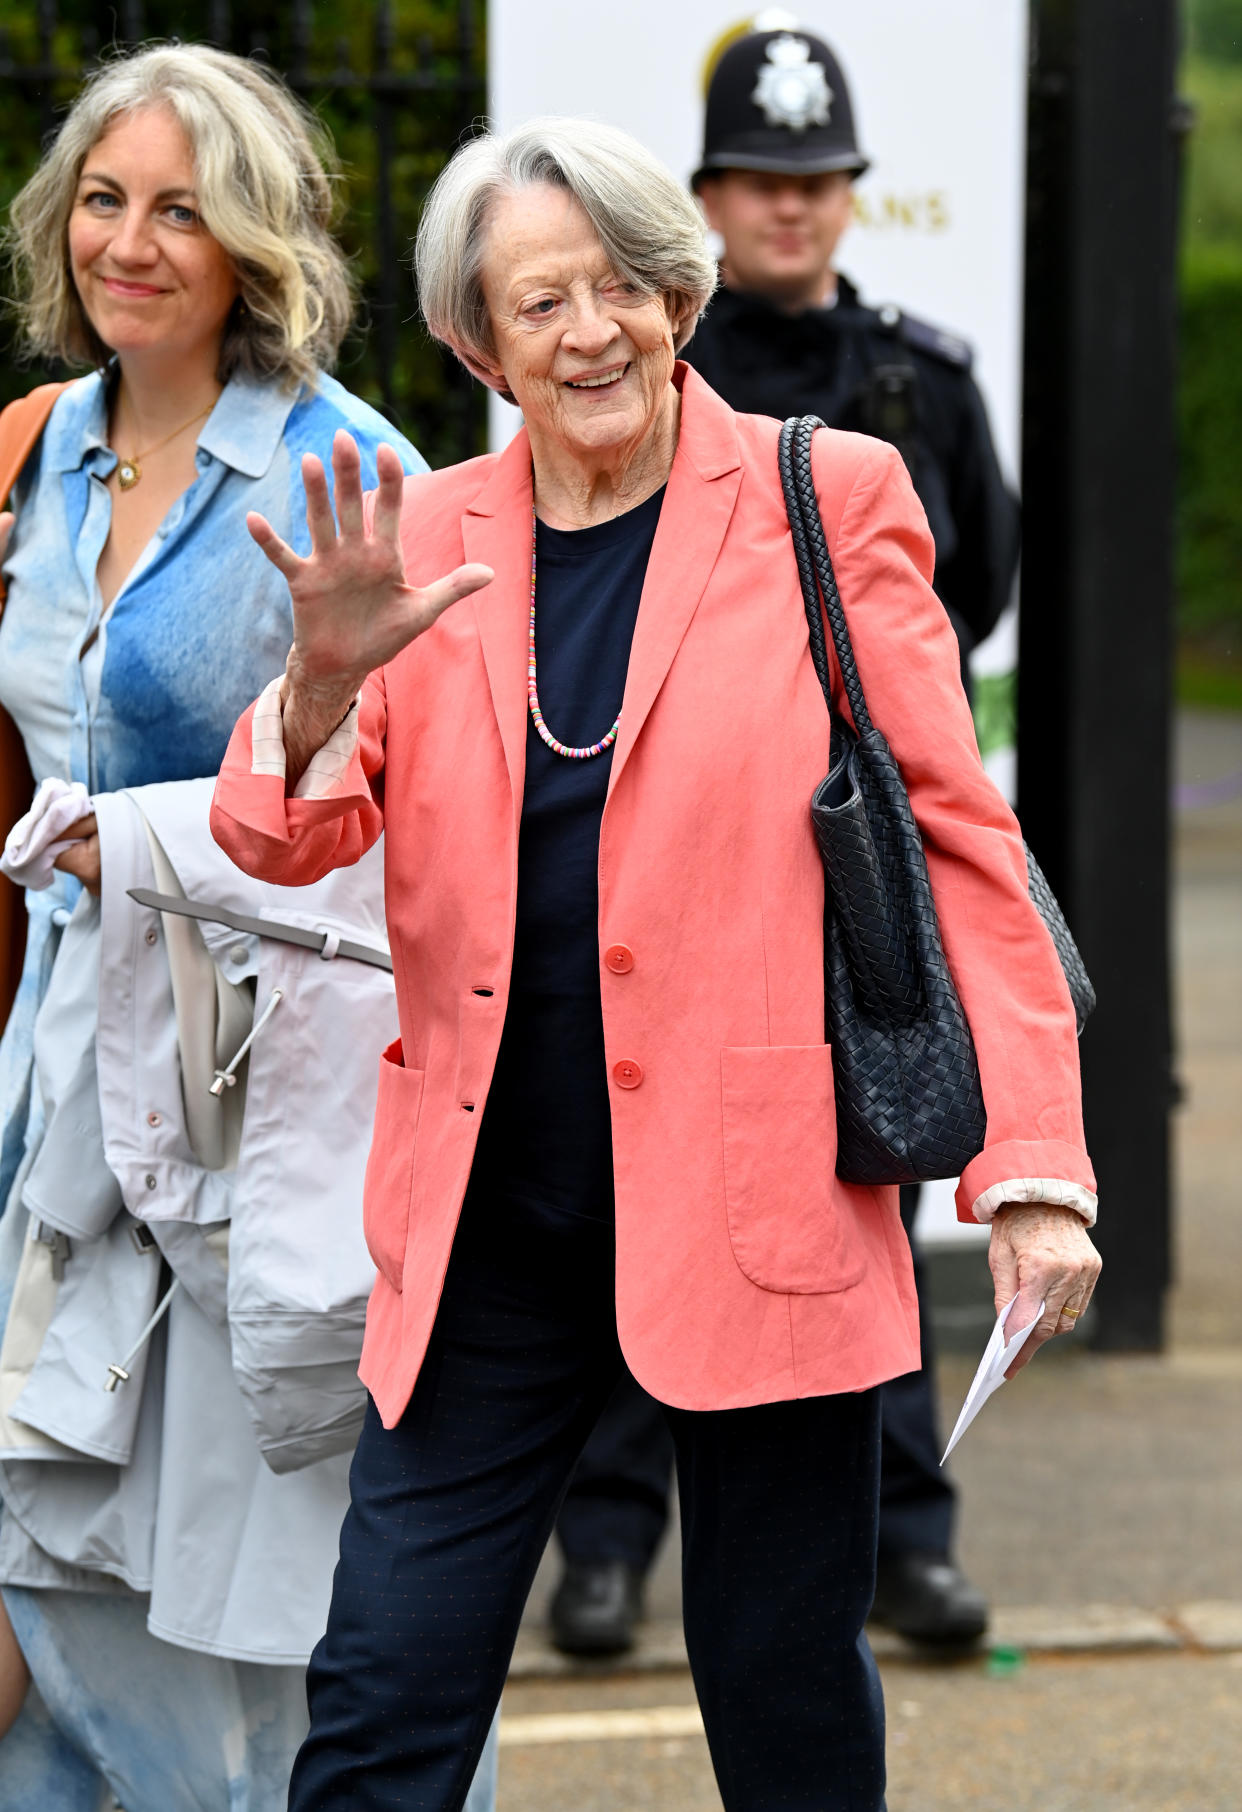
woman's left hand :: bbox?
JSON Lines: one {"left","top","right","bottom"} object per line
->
{"left": 988, "top": 1203, "right": 1102, "bottom": 1377}
{"left": 51, "top": 813, "right": 101, "bottom": 896}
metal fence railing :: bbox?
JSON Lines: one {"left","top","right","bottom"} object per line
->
{"left": 0, "top": 0, "right": 487, "bottom": 468}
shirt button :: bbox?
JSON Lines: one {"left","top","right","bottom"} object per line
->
{"left": 229, "top": 944, "right": 249, "bottom": 965}
{"left": 612, "top": 1060, "right": 644, "bottom": 1089}
{"left": 604, "top": 944, "right": 634, "bottom": 974}
{"left": 146, "top": 1111, "right": 162, "bottom": 1127}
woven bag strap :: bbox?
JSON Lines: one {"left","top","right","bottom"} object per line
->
{"left": 0, "top": 381, "right": 74, "bottom": 611}
{"left": 777, "top": 414, "right": 875, "bottom": 738}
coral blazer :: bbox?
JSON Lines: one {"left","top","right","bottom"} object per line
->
{"left": 211, "top": 366, "right": 1095, "bottom": 1430}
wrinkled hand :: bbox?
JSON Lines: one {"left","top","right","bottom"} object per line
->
{"left": 988, "top": 1203, "right": 1101, "bottom": 1377}
{"left": 247, "top": 432, "right": 493, "bottom": 728}
{"left": 51, "top": 813, "right": 101, "bottom": 896}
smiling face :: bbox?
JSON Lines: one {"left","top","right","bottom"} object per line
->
{"left": 698, "top": 169, "right": 854, "bottom": 311}
{"left": 478, "top": 183, "right": 683, "bottom": 471}
{"left": 68, "top": 104, "right": 240, "bottom": 370}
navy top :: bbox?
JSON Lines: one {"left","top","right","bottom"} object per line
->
{"left": 470, "top": 486, "right": 666, "bottom": 1223}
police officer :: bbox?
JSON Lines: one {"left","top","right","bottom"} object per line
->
{"left": 687, "top": 20, "right": 1018, "bottom": 682}
{"left": 548, "top": 16, "right": 1013, "bottom": 1657}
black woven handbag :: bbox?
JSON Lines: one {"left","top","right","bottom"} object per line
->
{"left": 778, "top": 415, "right": 1095, "bottom": 1186}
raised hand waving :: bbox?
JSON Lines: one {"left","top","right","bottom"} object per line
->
{"left": 248, "top": 431, "right": 493, "bottom": 780}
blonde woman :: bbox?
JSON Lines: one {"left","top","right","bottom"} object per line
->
{"left": 0, "top": 44, "right": 497, "bottom": 1812}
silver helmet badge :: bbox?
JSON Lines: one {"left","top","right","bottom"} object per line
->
{"left": 751, "top": 34, "right": 833, "bottom": 135}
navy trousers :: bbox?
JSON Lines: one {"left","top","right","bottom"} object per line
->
{"left": 876, "top": 1186, "right": 954, "bottom": 1559}
{"left": 554, "top": 1365, "right": 676, "bottom": 1569}
{"left": 558, "top": 1184, "right": 953, "bottom": 1572}
{"left": 288, "top": 1188, "right": 887, "bottom": 1812}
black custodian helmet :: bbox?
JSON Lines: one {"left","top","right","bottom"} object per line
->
{"left": 692, "top": 20, "right": 870, "bottom": 188}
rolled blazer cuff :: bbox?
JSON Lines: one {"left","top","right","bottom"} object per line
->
{"left": 210, "top": 684, "right": 381, "bottom": 887}
{"left": 250, "top": 674, "right": 362, "bottom": 800}
{"left": 956, "top": 1140, "right": 1099, "bottom": 1227}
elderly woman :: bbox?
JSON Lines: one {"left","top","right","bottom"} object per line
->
{"left": 213, "top": 118, "right": 1101, "bottom": 1811}
{"left": 0, "top": 43, "right": 499, "bottom": 1812}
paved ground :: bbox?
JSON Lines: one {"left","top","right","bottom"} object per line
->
{"left": 501, "top": 711, "right": 1242, "bottom": 1809}
{"left": 1168, "top": 708, "right": 1242, "bottom": 1349}
{"left": 514, "top": 1342, "right": 1242, "bottom": 1645}
{"left": 499, "top": 1650, "right": 1242, "bottom": 1811}
{"left": 498, "top": 1652, "right": 1242, "bottom": 1811}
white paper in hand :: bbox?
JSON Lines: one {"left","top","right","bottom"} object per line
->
{"left": 940, "top": 1295, "right": 1044, "bottom": 1464}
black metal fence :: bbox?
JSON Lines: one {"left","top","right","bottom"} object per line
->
{"left": 1019, "top": 0, "right": 1178, "bottom": 1350}
{"left": 0, "top": 0, "right": 487, "bottom": 468}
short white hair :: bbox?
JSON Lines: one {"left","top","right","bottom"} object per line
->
{"left": 415, "top": 117, "right": 716, "bottom": 392}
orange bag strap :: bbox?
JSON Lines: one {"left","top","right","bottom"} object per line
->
{"left": 0, "top": 380, "right": 75, "bottom": 608}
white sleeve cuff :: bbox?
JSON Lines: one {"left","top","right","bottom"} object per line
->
{"left": 970, "top": 1177, "right": 1098, "bottom": 1228}
{"left": 249, "top": 674, "right": 360, "bottom": 801}
{"left": 250, "top": 675, "right": 289, "bottom": 779}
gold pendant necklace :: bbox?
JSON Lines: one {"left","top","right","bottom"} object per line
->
{"left": 115, "top": 400, "right": 215, "bottom": 491}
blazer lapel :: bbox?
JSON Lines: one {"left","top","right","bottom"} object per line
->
{"left": 461, "top": 430, "right": 535, "bottom": 819}
{"left": 459, "top": 372, "right": 743, "bottom": 810}
{"left": 608, "top": 369, "right": 743, "bottom": 797}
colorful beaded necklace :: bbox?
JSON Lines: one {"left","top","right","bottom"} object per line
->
{"left": 527, "top": 503, "right": 621, "bottom": 760}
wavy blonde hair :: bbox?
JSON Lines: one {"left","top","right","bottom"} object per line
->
{"left": 5, "top": 43, "right": 354, "bottom": 386}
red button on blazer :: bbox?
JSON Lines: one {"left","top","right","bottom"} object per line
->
{"left": 604, "top": 944, "right": 634, "bottom": 973}
{"left": 211, "top": 365, "right": 1094, "bottom": 1431}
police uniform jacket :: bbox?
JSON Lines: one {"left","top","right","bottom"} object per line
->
{"left": 682, "top": 276, "right": 1020, "bottom": 658}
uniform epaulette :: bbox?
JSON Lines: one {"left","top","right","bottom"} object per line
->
{"left": 871, "top": 302, "right": 974, "bottom": 372}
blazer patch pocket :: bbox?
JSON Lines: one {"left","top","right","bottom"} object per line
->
{"left": 721, "top": 1045, "right": 866, "bottom": 1295}
{"left": 362, "top": 1038, "right": 424, "bottom": 1293}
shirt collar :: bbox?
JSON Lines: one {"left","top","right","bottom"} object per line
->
{"left": 198, "top": 369, "right": 303, "bottom": 478}
{"left": 714, "top": 268, "right": 859, "bottom": 326}
{"left": 39, "top": 364, "right": 304, "bottom": 481}
{"left": 41, "top": 371, "right": 111, "bottom": 475}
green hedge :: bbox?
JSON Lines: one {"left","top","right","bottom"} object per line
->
{"left": 1185, "top": 0, "right": 1242, "bottom": 61}
{"left": 1178, "top": 245, "right": 1242, "bottom": 643}
{"left": 1178, "top": 53, "right": 1242, "bottom": 657}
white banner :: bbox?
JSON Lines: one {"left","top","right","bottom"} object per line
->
{"left": 489, "top": 3, "right": 1026, "bottom": 478}
{"left": 488, "top": 4, "right": 1028, "bottom": 1243}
